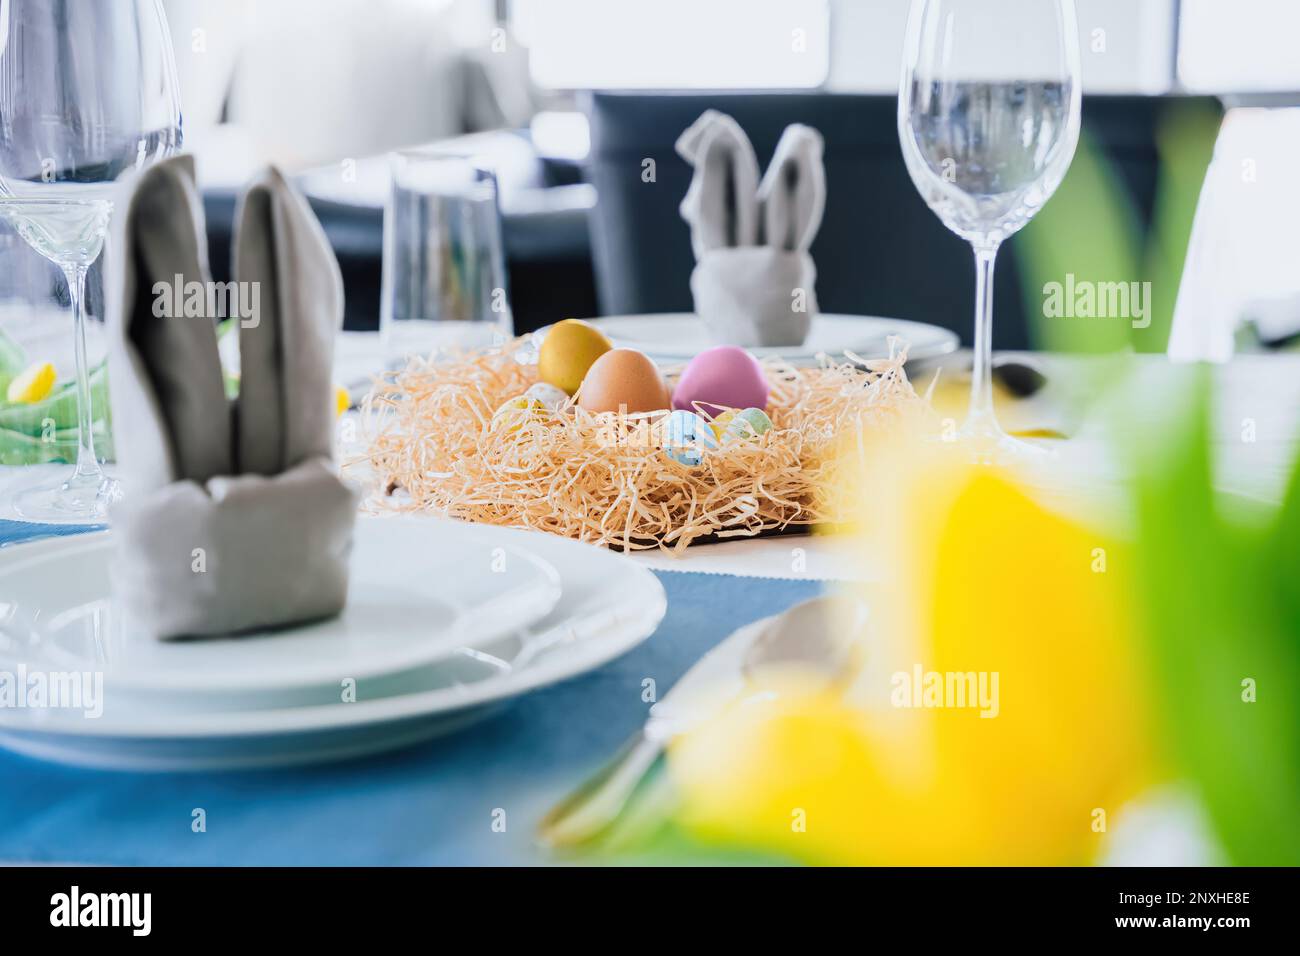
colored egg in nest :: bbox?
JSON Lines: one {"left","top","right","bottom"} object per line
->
{"left": 538, "top": 318, "right": 612, "bottom": 395}
{"left": 524, "top": 381, "right": 569, "bottom": 411}
{"left": 661, "top": 409, "right": 719, "bottom": 466}
{"left": 577, "top": 348, "right": 671, "bottom": 414}
{"left": 718, "top": 407, "right": 773, "bottom": 444}
{"left": 672, "top": 345, "right": 768, "bottom": 416}
{"left": 491, "top": 395, "right": 550, "bottom": 432}
{"left": 710, "top": 409, "right": 737, "bottom": 440}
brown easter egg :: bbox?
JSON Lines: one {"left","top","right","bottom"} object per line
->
{"left": 577, "top": 348, "right": 670, "bottom": 414}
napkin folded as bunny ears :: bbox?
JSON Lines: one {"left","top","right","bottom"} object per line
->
{"left": 105, "top": 155, "right": 359, "bottom": 640}
{"left": 677, "top": 111, "right": 827, "bottom": 348}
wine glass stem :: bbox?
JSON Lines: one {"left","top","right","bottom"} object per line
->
{"left": 966, "top": 243, "right": 1001, "bottom": 438}
{"left": 62, "top": 263, "right": 103, "bottom": 483}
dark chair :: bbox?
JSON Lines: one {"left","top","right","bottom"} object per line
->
{"left": 583, "top": 91, "right": 1221, "bottom": 350}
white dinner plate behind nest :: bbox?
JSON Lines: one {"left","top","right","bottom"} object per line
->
{"left": 579, "top": 313, "right": 959, "bottom": 367}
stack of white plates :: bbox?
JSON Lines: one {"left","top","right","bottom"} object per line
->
{"left": 0, "top": 517, "right": 666, "bottom": 771}
{"left": 579, "top": 313, "right": 960, "bottom": 368}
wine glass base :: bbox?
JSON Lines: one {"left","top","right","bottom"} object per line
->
{"left": 959, "top": 426, "right": 1054, "bottom": 465}
{"left": 938, "top": 420, "right": 1059, "bottom": 485}
{"left": 11, "top": 470, "right": 120, "bottom": 524}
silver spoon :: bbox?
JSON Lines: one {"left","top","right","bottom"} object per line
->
{"left": 537, "top": 593, "right": 868, "bottom": 850}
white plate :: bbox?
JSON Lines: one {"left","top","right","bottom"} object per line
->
{"left": 0, "top": 707, "right": 506, "bottom": 772}
{"left": 584, "top": 313, "right": 959, "bottom": 366}
{"left": 0, "top": 517, "right": 562, "bottom": 696}
{"left": 0, "top": 518, "right": 667, "bottom": 770}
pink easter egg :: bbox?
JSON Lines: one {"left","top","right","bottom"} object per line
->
{"left": 672, "top": 346, "right": 769, "bottom": 415}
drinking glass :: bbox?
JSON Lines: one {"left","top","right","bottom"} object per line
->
{"left": 0, "top": 0, "right": 182, "bottom": 521}
{"left": 381, "top": 150, "right": 512, "bottom": 361}
{"left": 898, "top": 0, "right": 1081, "bottom": 458}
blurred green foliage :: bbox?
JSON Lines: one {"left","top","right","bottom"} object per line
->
{"left": 1018, "top": 130, "right": 1143, "bottom": 355}
{"left": 1023, "top": 98, "right": 1300, "bottom": 859}
{"left": 1131, "top": 367, "right": 1300, "bottom": 865}
{"left": 1141, "top": 100, "right": 1225, "bottom": 352}
{"left": 1018, "top": 101, "right": 1223, "bottom": 355}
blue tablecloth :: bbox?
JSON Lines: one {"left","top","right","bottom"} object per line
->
{"left": 0, "top": 520, "right": 821, "bottom": 865}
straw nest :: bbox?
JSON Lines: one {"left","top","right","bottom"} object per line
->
{"left": 354, "top": 337, "right": 928, "bottom": 554}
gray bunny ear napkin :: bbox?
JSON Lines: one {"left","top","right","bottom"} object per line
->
{"left": 105, "top": 155, "right": 359, "bottom": 640}
{"left": 677, "top": 111, "right": 826, "bottom": 348}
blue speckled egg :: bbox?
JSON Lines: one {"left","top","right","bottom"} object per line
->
{"left": 661, "top": 409, "right": 719, "bottom": 466}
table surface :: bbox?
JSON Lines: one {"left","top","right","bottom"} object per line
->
{"left": 0, "top": 350, "right": 1296, "bottom": 864}
{"left": 0, "top": 526, "right": 822, "bottom": 865}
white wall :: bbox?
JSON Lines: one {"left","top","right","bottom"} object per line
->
{"left": 515, "top": 0, "right": 831, "bottom": 89}
{"left": 1180, "top": 0, "right": 1300, "bottom": 92}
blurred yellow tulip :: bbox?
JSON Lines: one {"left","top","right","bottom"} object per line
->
{"left": 670, "top": 440, "right": 1155, "bottom": 865}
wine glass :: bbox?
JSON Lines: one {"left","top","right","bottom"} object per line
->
{"left": 0, "top": 0, "right": 182, "bottom": 522}
{"left": 898, "top": 0, "right": 1081, "bottom": 459}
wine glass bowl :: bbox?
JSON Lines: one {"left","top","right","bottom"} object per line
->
{"left": 903, "top": 80, "right": 1078, "bottom": 246}
{"left": 0, "top": 0, "right": 183, "bottom": 522}
{"left": 898, "top": 0, "right": 1082, "bottom": 455}
{"left": 0, "top": 0, "right": 182, "bottom": 199}
{"left": 1, "top": 199, "right": 113, "bottom": 267}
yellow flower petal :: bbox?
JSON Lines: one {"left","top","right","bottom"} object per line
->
{"left": 5, "top": 361, "right": 56, "bottom": 404}
{"left": 671, "top": 440, "right": 1155, "bottom": 866}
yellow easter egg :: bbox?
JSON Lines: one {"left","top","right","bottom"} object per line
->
{"left": 6, "top": 361, "right": 56, "bottom": 404}
{"left": 334, "top": 385, "right": 350, "bottom": 417}
{"left": 710, "top": 410, "right": 738, "bottom": 441}
{"left": 492, "top": 395, "right": 548, "bottom": 432}
{"left": 538, "top": 319, "right": 612, "bottom": 396}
